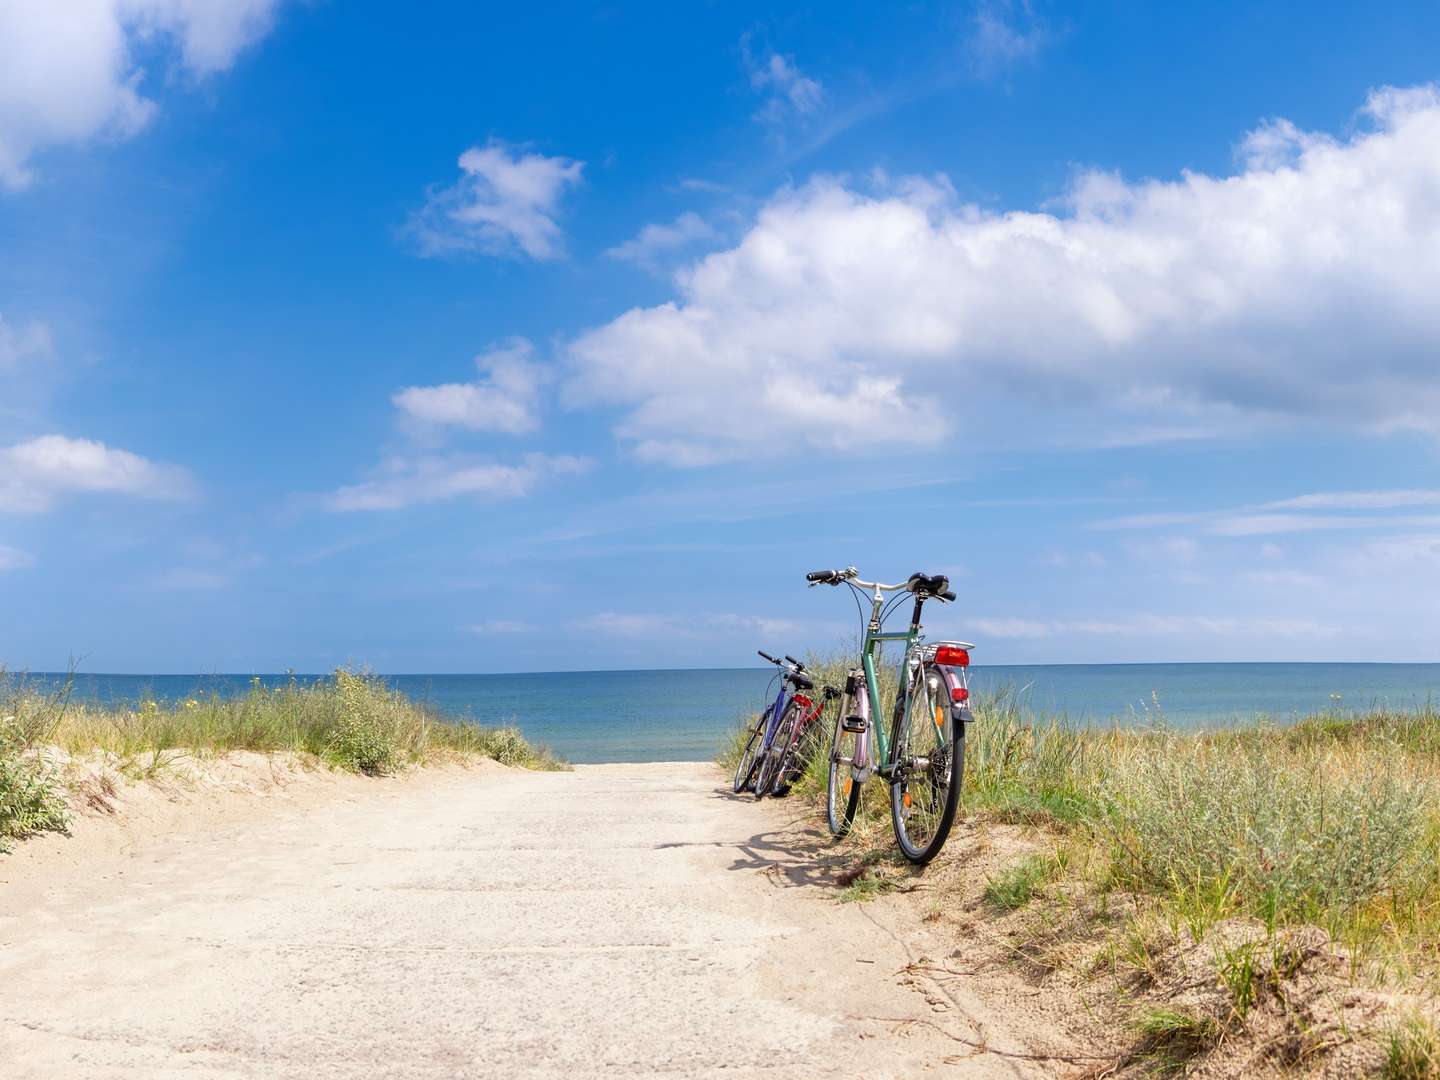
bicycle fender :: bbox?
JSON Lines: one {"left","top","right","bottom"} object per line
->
{"left": 929, "top": 664, "right": 973, "bottom": 726}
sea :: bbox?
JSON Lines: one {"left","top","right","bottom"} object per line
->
{"left": 11, "top": 663, "right": 1440, "bottom": 764}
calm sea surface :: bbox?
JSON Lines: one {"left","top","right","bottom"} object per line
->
{"left": 13, "top": 663, "right": 1440, "bottom": 763}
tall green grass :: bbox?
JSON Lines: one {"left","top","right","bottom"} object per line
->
{"left": 0, "top": 668, "right": 564, "bottom": 848}
{"left": 0, "top": 682, "right": 69, "bottom": 850}
{"left": 720, "top": 650, "right": 1440, "bottom": 970}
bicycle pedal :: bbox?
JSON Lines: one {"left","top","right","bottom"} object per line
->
{"left": 841, "top": 715, "right": 868, "bottom": 733}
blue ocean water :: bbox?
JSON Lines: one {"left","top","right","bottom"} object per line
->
{"left": 12, "top": 663, "right": 1440, "bottom": 763}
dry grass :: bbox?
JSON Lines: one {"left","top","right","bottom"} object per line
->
{"left": 1, "top": 667, "right": 565, "bottom": 848}
{"left": 719, "top": 653, "right": 1440, "bottom": 1072}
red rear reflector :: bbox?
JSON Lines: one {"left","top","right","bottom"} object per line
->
{"left": 951, "top": 687, "right": 969, "bottom": 703}
{"left": 935, "top": 646, "right": 969, "bottom": 667}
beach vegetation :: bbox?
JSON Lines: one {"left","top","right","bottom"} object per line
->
{"left": 0, "top": 667, "right": 565, "bottom": 846}
{"left": 0, "top": 687, "right": 70, "bottom": 849}
{"left": 719, "top": 651, "right": 1440, "bottom": 1070}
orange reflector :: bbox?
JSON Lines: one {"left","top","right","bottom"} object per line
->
{"left": 934, "top": 706, "right": 945, "bottom": 729}
{"left": 843, "top": 779, "right": 852, "bottom": 796}
{"left": 902, "top": 792, "right": 913, "bottom": 808}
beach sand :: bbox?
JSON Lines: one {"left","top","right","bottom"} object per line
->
{"left": 0, "top": 761, "right": 1052, "bottom": 1078}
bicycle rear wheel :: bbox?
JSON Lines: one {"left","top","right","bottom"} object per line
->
{"left": 826, "top": 679, "right": 864, "bottom": 836}
{"left": 889, "top": 663, "right": 963, "bottom": 864}
{"left": 732, "top": 707, "right": 769, "bottom": 793}
{"left": 755, "top": 700, "right": 799, "bottom": 798}
{"left": 774, "top": 707, "right": 825, "bottom": 796}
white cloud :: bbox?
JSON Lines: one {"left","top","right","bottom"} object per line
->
{"left": 967, "top": 0, "right": 1053, "bottom": 78}
{"left": 393, "top": 338, "right": 547, "bottom": 435}
{"left": 120, "top": 0, "right": 284, "bottom": 76}
{"left": 327, "top": 452, "right": 590, "bottom": 512}
{"left": 1260, "top": 490, "right": 1440, "bottom": 511}
{"left": 605, "top": 212, "right": 720, "bottom": 271}
{"left": 408, "top": 140, "right": 584, "bottom": 260}
{"left": 564, "top": 86, "right": 1440, "bottom": 464}
{"left": 0, "top": 544, "right": 36, "bottom": 571}
{"left": 0, "top": 0, "right": 284, "bottom": 189}
{"left": 0, "top": 434, "right": 194, "bottom": 512}
{"left": 1098, "top": 499, "right": 1440, "bottom": 537}
{"left": 970, "top": 614, "right": 1339, "bottom": 640}
{"left": 0, "top": 315, "right": 52, "bottom": 371}
{"left": 746, "top": 47, "right": 823, "bottom": 125}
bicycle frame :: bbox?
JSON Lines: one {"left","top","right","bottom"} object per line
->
{"left": 849, "top": 585, "right": 927, "bottom": 779}
{"left": 760, "top": 680, "right": 790, "bottom": 755}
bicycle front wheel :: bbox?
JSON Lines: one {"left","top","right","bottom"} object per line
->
{"left": 889, "top": 664, "right": 964, "bottom": 864}
{"left": 732, "top": 708, "right": 769, "bottom": 793}
{"left": 826, "top": 684, "right": 863, "bottom": 836}
{"left": 755, "top": 700, "right": 799, "bottom": 798}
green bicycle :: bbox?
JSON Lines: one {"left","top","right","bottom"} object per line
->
{"left": 805, "top": 567, "right": 974, "bottom": 864}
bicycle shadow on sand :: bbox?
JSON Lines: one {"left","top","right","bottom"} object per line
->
{"left": 707, "top": 784, "right": 897, "bottom": 891}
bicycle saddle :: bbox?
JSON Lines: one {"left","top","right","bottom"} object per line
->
{"left": 906, "top": 572, "right": 949, "bottom": 596}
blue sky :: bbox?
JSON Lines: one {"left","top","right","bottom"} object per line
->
{"left": 2, "top": 1, "right": 1439, "bottom": 672}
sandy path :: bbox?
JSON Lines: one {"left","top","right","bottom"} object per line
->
{"left": 0, "top": 763, "right": 1044, "bottom": 1078}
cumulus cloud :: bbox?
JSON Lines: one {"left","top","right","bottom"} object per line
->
{"left": 0, "top": 0, "right": 284, "bottom": 189}
{"left": 0, "top": 434, "right": 195, "bottom": 512}
{"left": 746, "top": 46, "right": 823, "bottom": 125}
{"left": 408, "top": 140, "right": 584, "bottom": 260}
{"left": 120, "top": 0, "right": 284, "bottom": 75}
{"left": 605, "top": 212, "right": 720, "bottom": 272}
{"left": 393, "top": 338, "right": 548, "bottom": 435}
{"left": 0, "top": 544, "right": 36, "bottom": 571}
{"left": 0, "top": 315, "right": 52, "bottom": 371}
{"left": 564, "top": 85, "right": 1440, "bottom": 464}
{"left": 327, "top": 452, "right": 590, "bottom": 512}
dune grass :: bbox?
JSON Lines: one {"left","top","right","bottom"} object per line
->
{"left": 720, "top": 651, "right": 1440, "bottom": 980}
{"left": 0, "top": 667, "right": 564, "bottom": 849}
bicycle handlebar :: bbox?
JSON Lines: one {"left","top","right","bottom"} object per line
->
{"left": 805, "top": 566, "right": 956, "bottom": 602}
{"left": 757, "top": 649, "right": 777, "bottom": 663}
{"left": 784, "top": 654, "right": 804, "bottom": 671}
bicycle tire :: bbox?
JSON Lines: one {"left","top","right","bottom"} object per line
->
{"left": 754, "top": 699, "right": 800, "bottom": 799}
{"left": 732, "top": 708, "right": 769, "bottom": 793}
{"left": 826, "top": 684, "right": 863, "bottom": 836}
{"left": 773, "top": 708, "right": 824, "bottom": 796}
{"left": 888, "top": 663, "right": 964, "bottom": 864}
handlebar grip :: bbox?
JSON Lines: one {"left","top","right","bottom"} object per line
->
{"left": 805, "top": 569, "right": 836, "bottom": 583}
{"left": 757, "top": 650, "right": 777, "bottom": 663}
{"left": 784, "top": 654, "right": 804, "bottom": 671}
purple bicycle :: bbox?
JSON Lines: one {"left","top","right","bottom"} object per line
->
{"left": 733, "top": 651, "right": 833, "bottom": 798}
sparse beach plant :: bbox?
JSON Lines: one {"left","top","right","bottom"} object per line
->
{"left": 0, "top": 671, "right": 70, "bottom": 847}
